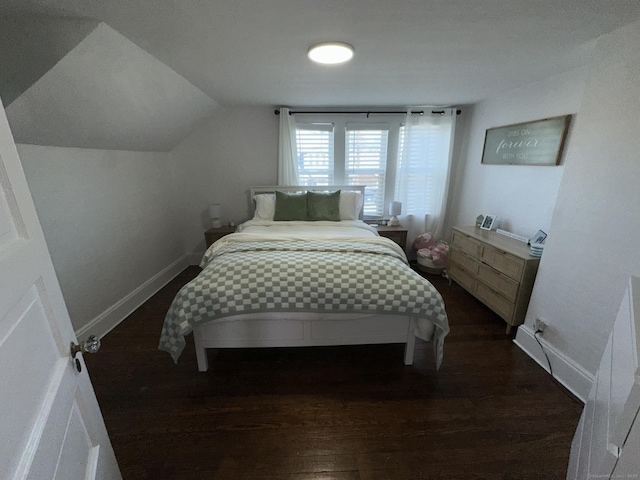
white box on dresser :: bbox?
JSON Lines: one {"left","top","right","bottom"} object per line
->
{"left": 448, "top": 226, "right": 540, "bottom": 334}
{"left": 567, "top": 276, "right": 640, "bottom": 479}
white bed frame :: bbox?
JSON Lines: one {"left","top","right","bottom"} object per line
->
{"left": 193, "top": 312, "right": 417, "bottom": 371}
{"left": 192, "top": 185, "right": 418, "bottom": 371}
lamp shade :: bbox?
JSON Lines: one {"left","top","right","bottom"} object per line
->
{"left": 390, "top": 201, "right": 402, "bottom": 216}
{"left": 209, "top": 204, "right": 222, "bottom": 219}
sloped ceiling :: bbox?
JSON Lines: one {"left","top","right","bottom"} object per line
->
{"left": 0, "top": 16, "right": 99, "bottom": 106}
{"left": 4, "top": 22, "right": 218, "bottom": 151}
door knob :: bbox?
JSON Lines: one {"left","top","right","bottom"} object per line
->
{"left": 70, "top": 335, "right": 101, "bottom": 372}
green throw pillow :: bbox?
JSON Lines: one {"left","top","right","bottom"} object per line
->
{"left": 307, "top": 190, "right": 341, "bottom": 221}
{"left": 274, "top": 191, "right": 307, "bottom": 221}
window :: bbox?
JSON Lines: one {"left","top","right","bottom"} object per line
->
{"left": 288, "top": 109, "right": 457, "bottom": 241}
{"left": 395, "top": 120, "right": 452, "bottom": 216}
{"left": 295, "top": 114, "right": 402, "bottom": 217}
{"left": 296, "top": 124, "right": 334, "bottom": 186}
{"left": 345, "top": 127, "right": 389, "bottom": 217}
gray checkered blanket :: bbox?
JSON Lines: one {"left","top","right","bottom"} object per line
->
{"left": 159, "top": 234, "right": 449, "bottom": 368}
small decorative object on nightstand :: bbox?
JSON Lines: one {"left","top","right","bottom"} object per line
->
{"left": 205, "top": 225, "right": 236, "bottom": 248}
{"left": 375, "top": 224, "right": 408, "bottom": 250}
{"left": 209, "top": 204, "right": 222, "bottom": 228}
{"left": 387, "top": 201, "right": 402, "bottom": 226}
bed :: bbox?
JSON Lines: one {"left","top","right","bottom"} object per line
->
{"left": 159, "top": 186, "right": 450, "bottom": 371}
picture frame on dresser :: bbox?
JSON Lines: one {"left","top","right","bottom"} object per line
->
{"left": 529, "top": 229, "right": 547, "bottom": 245}
{"left": 480, "top": 215, "right": 496, "bottom": 230}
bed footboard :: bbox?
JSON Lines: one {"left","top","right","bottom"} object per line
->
{"left": 192, "top": 314, "right": 420, "bottom": 372}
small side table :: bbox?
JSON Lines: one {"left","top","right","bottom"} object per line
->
{"left": 374, "top": 224, "right": 408, "bottom": 250}
{"left": 205, "top": 226, "right": 236, "bottom": 248}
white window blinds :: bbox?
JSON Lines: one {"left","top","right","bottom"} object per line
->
{"left": 346, "top": 125, "right": 389, "bottom": 217}
{"left": 295, "top": 124, "right": 334, "bottom": 186}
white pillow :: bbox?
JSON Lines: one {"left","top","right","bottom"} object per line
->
{"left": 339, "top": 191, "right": 364, "bottom": 220}
{"left": 253, "top": 194, "right": 276, "bottom": 220}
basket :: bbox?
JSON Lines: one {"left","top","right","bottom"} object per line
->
{"left": 416, "top": 256, "right": 446, "bottom": 275}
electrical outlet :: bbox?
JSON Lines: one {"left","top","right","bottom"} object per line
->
{"left": 533, "top": 317, "right": 546, "bottom": 334}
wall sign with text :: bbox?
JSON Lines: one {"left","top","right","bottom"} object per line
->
{"left": 481, "top": 115, "right": 571, "bottom": 165}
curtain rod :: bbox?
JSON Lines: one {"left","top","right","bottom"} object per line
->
{"left": 274, "top": 109, "right": 461, "bottom": 116}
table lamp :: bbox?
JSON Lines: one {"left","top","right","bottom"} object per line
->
{"left": 209, "top": 203, "right": 222, "bottom": 228}
{"left": 388, "top": 201, "right": 402, "bottom": 226}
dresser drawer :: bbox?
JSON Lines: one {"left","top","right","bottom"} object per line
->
{"left": 480, "top": 245, "right": 524, "bottom": 280}
{"left": 451, "top": 231, "right": 481, "bottom": 258}
{"left": 450, "top": 248, "right": 479, "bottom": 275}
{"left": 477, "top": 263, "right": 519, "bottom": 302}
{"left": 448, "top": 263, "right": 477, "bottom": 294}
{"left": 476, "top": 282, "right": 515, "bottom": 322}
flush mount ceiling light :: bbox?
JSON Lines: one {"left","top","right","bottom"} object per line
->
{"left": 308, "top": 42, "right": 354, "bottom": 65}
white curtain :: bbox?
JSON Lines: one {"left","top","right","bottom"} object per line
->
{"left": 395, "top": 108, "right": 457, "bottom": 252}
{"left": 277, "top": 107, "right": 299, "bottom": 185}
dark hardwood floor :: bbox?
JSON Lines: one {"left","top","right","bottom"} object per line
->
{"left": 85, "top": 266, "right": 583, "bottom": 480}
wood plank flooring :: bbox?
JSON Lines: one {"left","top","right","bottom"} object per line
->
{"left": 85, "top": 266, "right": 583, "bottom": 480}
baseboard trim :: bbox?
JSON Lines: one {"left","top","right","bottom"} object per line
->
{"left": 514, "top": 325, "right": 593, "bottom": 403}
{"left": 76, "top": 255, "right": 189, "bottom": 341}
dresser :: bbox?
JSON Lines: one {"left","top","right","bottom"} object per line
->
{"left": 448, "top": 226, "right": 540, "bottom": 333}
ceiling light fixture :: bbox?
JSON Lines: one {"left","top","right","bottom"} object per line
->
{"left": 308, "top": 42, "right": 354, "bottom": 65}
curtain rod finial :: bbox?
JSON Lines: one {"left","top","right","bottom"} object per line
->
{"left": 274, "top": 109, "right": 280, "bottom": 115}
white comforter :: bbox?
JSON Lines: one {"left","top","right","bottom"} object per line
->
{"left": 237, "top": 219, "right": 378, "bottom": 238}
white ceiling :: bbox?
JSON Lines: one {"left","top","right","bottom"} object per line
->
{"left": 3, "top": 0, "right": 640, "bottom": 108}
{"left": 5, "top": 23, "right": 218, "bottom": 151}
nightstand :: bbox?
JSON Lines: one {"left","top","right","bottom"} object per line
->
{"left": 205, "top": 226, "right": 236, "bottom": 248}
{"left": 374, "top": 225, "right": 408, "bottom": 250}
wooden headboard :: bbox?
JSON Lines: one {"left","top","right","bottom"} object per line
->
{"left": 249, "top": 185, "right": 366, "bottom": 220}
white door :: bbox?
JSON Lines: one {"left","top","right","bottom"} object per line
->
{"left": 0, "top": 97, "right": 121, "bottom": 479}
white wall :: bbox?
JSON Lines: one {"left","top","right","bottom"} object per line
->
{"left": 518, "top": 19, "right": 640, "bottom": 386}
{"left": 18, "top": 144, "right": 188, "bottom": 334}
{"left": 172, "top": 106, "right": 278, "bottom": 261}
{"left": 446, "top": 65, "right": 590, "bottom": 240}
